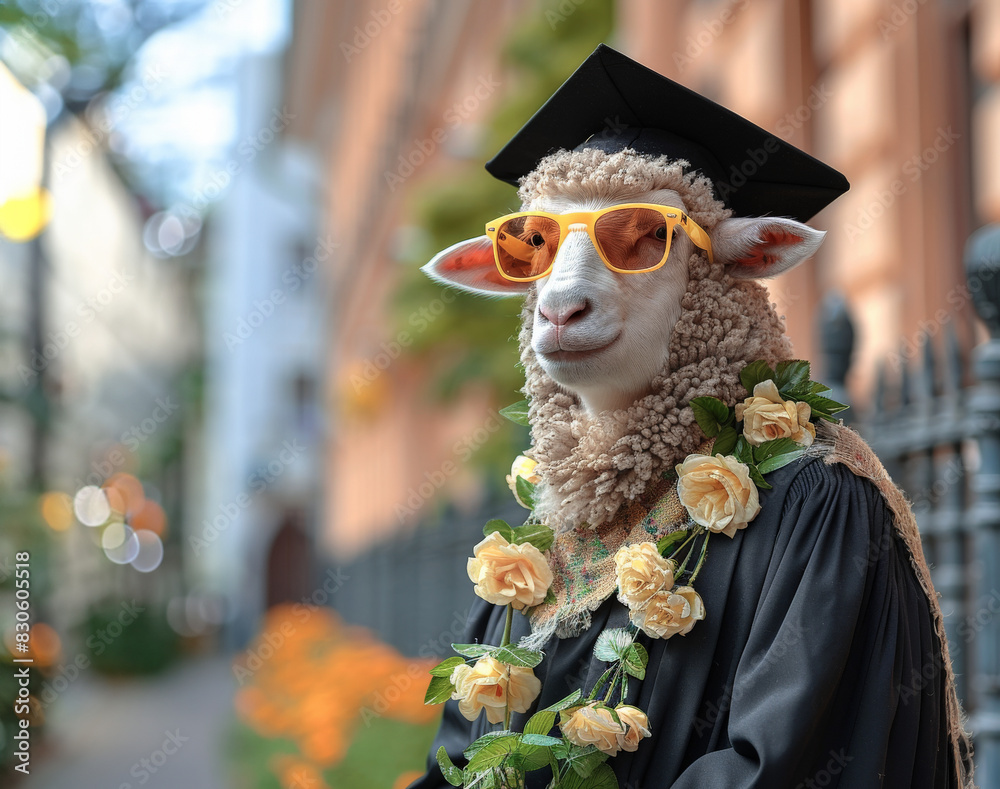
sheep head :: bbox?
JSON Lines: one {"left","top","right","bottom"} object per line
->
{"left": 422, "top": 154, "right": 825, "bottom": 415}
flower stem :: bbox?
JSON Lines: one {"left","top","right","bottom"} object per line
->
{"left": 665, "top": 528, "right": 699, "bottom": 562}
{"left": 688, "top": 532, "right": 711, "bottom": 584}
{"left": 502, "top": 604, "right": 513, "bottom": 731}
{"left": 674, "top": 528, "right": 703, "bottom": 577}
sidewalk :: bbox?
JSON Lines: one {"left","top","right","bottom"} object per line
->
{"left": 22, "top": 655, "right": 235, "bottom": 789}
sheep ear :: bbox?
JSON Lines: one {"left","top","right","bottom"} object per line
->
{"left": 421, "top": 236, "right": 531, "bottom": 296}
{"left": 711, "top": 217, "right": 825, "bottom": 279}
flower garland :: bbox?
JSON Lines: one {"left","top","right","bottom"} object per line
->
{"left": 424, "top": 360, "right": 847, "bottom": 788}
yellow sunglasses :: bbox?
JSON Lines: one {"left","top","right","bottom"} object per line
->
{"left": 484, "top": 203, "right": 713, "bottom": 282}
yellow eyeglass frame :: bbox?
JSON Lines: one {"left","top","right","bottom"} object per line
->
{"left": 484, "top": 203, "right": 714, "bottom": 283}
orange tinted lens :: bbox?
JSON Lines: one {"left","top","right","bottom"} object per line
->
{"left": 495, "top": 216, "right": 561, "bottom": 280}
{"left": 593, "top": 208, "right": 670, "bottom": 271}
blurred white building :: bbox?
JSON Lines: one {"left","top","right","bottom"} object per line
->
{"left": 195, "top": 49, "right": 327, "bottom": 644}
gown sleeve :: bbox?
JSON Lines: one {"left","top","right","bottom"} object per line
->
{"left": 668, "top": 459, "right": 951, "bottom": 788}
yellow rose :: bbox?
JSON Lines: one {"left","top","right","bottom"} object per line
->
{"left": 734, "top": 379, "right": 816, "bottom": 447}
{"left": 560, "top": 704, "right": 626, "bottom": 756}
{"left": 676, "top": 453, "right": 761, "bottom": 538}
{"left": 614, "top": 543, "right": 675, "bottom": 608}
{"left": 450, "top": 656, "right": 541, "bottom": 724}
{"left": 615, "top": 705, "right": 652, "bottom": 752}
{"left": 506, "top": 454, "right": 541, "bottom": 509}
{"left": 630, "top": 585, "right": 706, "bottom": 639}
{"left": 467, "top": 531, "right": 554, "bottom": 610}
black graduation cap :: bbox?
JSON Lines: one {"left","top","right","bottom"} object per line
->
{"left": 485, "top": 44, "right": 849, "bottom": 222}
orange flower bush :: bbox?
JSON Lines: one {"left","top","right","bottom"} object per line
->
{"left": 234, "top": 605, "right": 440, "bottom": 783}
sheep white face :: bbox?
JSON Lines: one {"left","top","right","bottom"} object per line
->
{"left": 526, "top": 189, "right": 691, "bottom": 412}
{"left": 422, "top": 187, "right": 825, "bottom": 415}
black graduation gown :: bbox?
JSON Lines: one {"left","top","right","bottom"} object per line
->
{"left": 410, "top": 456, "right": 957, "bottom": 788}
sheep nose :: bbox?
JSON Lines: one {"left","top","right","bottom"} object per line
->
{"left": 539, "top": 299, "right": 589, "bottom": 327}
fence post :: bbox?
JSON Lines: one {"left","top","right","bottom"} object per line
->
{"left": 966, "top": 224, "right": 1000, "bottom": 785}
{"left": 818, "top": 292, "right": 854, "bottom": 419}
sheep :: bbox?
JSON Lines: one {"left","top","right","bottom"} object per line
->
{"left": 418, "top": 145, "right": 973, "bottom": 789}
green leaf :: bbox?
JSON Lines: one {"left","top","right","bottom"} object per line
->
{"left": 524, "top": 709, "right": 556, "bottom": 736}
{"left": 429, "top": 656, "right": 465, "bottom": 677}
{"left": 521, "top": 734, "right": 562, "bottom": 747}
{"left": 795, "top": 392, "right": 849, "bottom": 420}
{"left": 774, "top": 360, "right": 810, "bottom": 390}
{"left": 542, "top": 587, "right": 557, "bottom": 606}
{"left": 623, "top": 643, "right": 648, "bottom": 680}
{"left": 511, "top": 521, "right": 554, "bottom": 552}
{"left": 464, "top": 730, "right": 513, "bottom": 759}
{"left": 511, "top": 742, "right": 551, "bottom": 771}
{"left": 783, "top": 380, "right": 831, "bottom": 398}
{"left": 733, "top": 436, "right": 754, "bottom": 465}
{"left": 424, "top": 675, "right": 455, "bottom": 705}
{"left": 543, "top": 689, "right": 583, "bottom": 713}
{"left": 562, "top": 762, "right": 619, "bottom": 789}
{"left": 747, "top": 463, "right": 772, "bottom": 491}
{"left": 514, "top": 475, "right": 537, "bottom": 509}
{"left": 562, "top": 745, "right": 610, "bottom": 778}
{"left": 452, "top": 643, "right": 493, "bottom": 658}
{"left": 711, "top": 425, "right": 739, "bottom": 457}
{"left": 739, "top": 360, "right": 775, "bottom": 393}
{"left": 657, "top": 529, "right": 689, "bottom": 556}
{"left": 466, "top": 735, "right": 521, "bottom": 770}
{"left": 593, "top": 628, "right": 632, "bottom": 662}
{"left": 499, "top": 399, "right": 530, "bottom": 426}
{"left": 690, "top": 396, "right": 728, "bottom": 438}
{"left": 490, "top": 645, "right": 544, "bottom": 668}
{"left": 483, "top": 519, "right": 515, "bottom": 542}
{"left": 757, "top": 449, "right": 806, "bottom": 476}
{"left": 752, "top": 437, "right": 801, "bottom": 463}
{"left": 436, "top": 747, "right": 464, "bottom": 787}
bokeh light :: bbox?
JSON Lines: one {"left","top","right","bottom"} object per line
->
{"left": 104, "top": 472, "right": 146, "bottom": 516}
{"left": 39, "top": 491, "right": 74, "bottom": 531}
{"left": 0, "top": 188, "right": 52, "bottom": 242}
{"left": 130, "top": 530, "right": 164, "bottom": 573}
{"left": 27, "top": 623, "right": 62, "bottom": 667}
{"left": 73, "top": 485, "right": 111, "bottom": 526}
{"left": 102, "top": 522, "right": 140, "bottom": 564}
{"left": 131, "top": 498, "right": 167, "bottom": 536}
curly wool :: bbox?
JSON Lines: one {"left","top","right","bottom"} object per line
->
{"left": 518, "top": 148, "right": 793, "bottom": 533}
